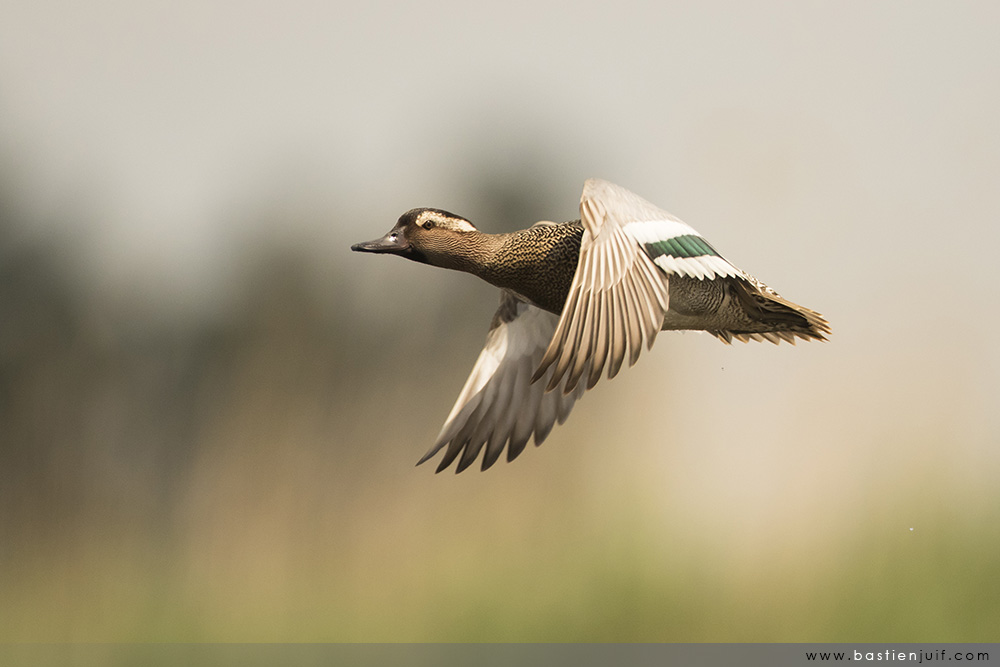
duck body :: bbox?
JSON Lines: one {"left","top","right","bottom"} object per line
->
{"left": 352, "top": 179, "right": 830, "bottom": 473}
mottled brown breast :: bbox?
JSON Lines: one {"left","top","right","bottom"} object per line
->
{"left": 481, "top": 222, "right": 583, "bottom": 315}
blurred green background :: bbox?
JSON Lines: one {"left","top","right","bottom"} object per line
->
{"left": 2, "top": 0, "right": 998, "bottom": 642}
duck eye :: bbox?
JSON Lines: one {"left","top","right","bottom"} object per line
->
{"left": 422, "top": 220, "right": 433, "bottom": 230}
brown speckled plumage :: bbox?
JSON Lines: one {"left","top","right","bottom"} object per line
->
{"left": 479, "top": 222, "right": 582, "bottom": 315}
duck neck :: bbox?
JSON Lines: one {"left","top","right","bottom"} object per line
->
{"left": 425, "top": 231, "right": 509, "bottom": 277}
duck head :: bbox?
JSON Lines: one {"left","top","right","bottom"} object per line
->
{"left": 351, "top": 208, "right": 478, "bottom": 266}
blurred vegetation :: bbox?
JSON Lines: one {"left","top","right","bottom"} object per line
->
{"left": 1, "top": 166, "right": 998, "bottom": 644}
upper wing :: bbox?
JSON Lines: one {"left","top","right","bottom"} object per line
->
{"left": 419, "top": 290, "right": 589, "bottom": 473}
{"left": 532, "top": 178, "right": 743, "bottom": 394}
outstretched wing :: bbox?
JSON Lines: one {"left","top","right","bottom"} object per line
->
{"left": 533, "top": 178, "right": 743, "bottom": 394}
{"left": 419, "top": 290, "right": 589, "bottom": 473}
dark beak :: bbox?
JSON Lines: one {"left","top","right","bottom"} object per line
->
{"left": 351, "top": 229, "right": 408, "bottom": 254}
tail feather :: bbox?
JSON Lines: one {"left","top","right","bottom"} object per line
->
{"left": 710, "top": 276, "right": 831, "bottom": 345}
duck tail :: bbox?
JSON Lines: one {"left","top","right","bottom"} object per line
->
{"left": 709, "top": 276, "right": 831, "bottom": 344}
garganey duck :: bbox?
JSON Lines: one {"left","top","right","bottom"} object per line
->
{"left": 352, "top": 179, "right": 830, "bottom": 473}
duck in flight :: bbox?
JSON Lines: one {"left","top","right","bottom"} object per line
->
{"left": 352, "top": 179, "right": 830, "bottom": 473}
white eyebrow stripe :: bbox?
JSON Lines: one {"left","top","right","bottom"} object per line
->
{"left": 418, "top": 210, "right": 477, "bottom": 232}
